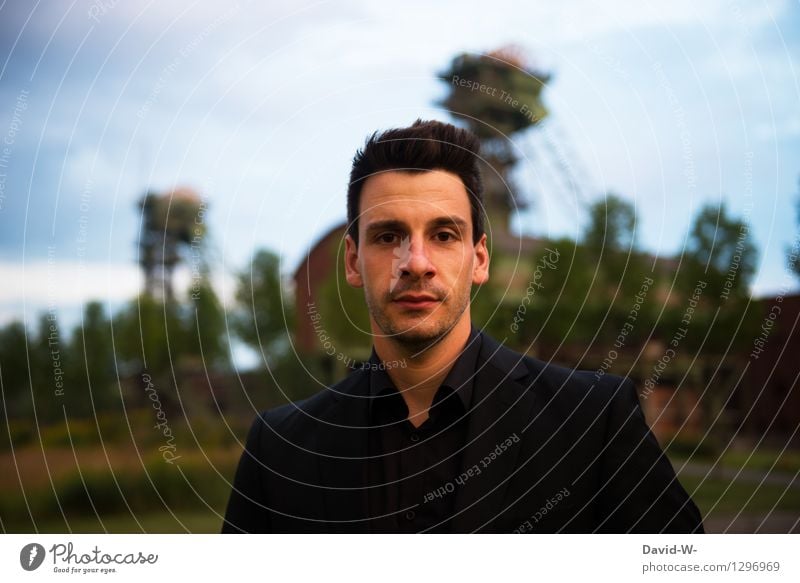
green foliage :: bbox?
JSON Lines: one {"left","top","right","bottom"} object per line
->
{"left": 31, "top": 313, "right": 67, "bottom": 423}
{"left": 0, "top": 453, "right": 238, "bottom": 526}
{"left": 268, "top": 351, "right": 328, "bottom": 403}
{"left": 583, "top": 193, "right": 637, "bottom": 253}
{"left": 314, "top": 242, "right": 373, "bottom": 361}
{"left": 1, "top": 308, "right": 121, "bottom": 423}
{"left": 69, "top": 301, "right": 117, "bottom": 415}
{"left": 113, "top": 294, "right": 185, "bottom": 377}
{"left": 186, "top": 276, "right": 229, "bottom": 371}
{"left": 0, "top": 320, "right": 30, "bottom": 417}
{"left": 680, "top": 201, "right": 757, "bottom": 302}
{"left": 470, "top": 280, "right": 515, "bottom": 342}
{"left": 516, "top": 238, "right": 597, "bottom": 350}
{"left": 233, "top": 249, "right": 292, "bottom": 365}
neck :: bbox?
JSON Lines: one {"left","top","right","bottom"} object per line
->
{"left": 371, "top": 315, "right": 472, "bottom": 424}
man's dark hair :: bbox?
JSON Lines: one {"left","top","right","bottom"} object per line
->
{"left": 347, "top": 119, "right": 484, "bottom": 246}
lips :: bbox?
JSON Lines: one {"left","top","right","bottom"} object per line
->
{"left": 393, "top": 293, "right": 440, "bottom": 310}
{"left": 394, "top": 294, "right": 438, "bottom": 302}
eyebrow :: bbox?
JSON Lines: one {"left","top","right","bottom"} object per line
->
{"left": 364, "top": 216, "right": 470, "bottom": 237}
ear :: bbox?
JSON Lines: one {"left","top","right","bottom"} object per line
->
{"left": 472, "top": 233, "right": 490, "bottom": 285}
{"left": 344, "top": 233, "right": 363, "bottom": 288}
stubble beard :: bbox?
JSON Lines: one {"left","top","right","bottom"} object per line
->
{"left": 364, "top": 283, "right": 471, "bottom": 356}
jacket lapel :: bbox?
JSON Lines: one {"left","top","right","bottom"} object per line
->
{"left": 315, "top": 372, "right": 372, "bottom": 533}
{"left": 450, "top": 333, "right": 539, "bottom": 533}
{"left": 314, "top": 332, "right": 544, "bottom": 533}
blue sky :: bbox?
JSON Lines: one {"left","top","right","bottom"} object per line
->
{"left": 1, "top": 0, "right": 798, "bottom": 352}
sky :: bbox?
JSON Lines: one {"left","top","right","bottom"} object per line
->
{"left": 0, "top": 0, "right": 798, "bottom": 365}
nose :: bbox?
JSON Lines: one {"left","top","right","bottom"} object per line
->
{"left": 394, "top": 235, "right": 436, "bottom": 281}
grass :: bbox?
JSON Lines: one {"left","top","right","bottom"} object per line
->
{"left": 0, "top": 444, "right": 241, "bottom": 532}
{"left": 678, "top": 473, "right": 800, "bottom": 514}
{"left": 5, "top": 511, "right": 224, "bottom": 534}
{"left": 719, "top": 448, "right": 800, "bottom": 475}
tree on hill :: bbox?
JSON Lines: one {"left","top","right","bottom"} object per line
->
{"left": 233, "top": 249, "right": 292, "bottom": 367}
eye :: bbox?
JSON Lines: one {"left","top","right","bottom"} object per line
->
{"left": 377, "top": 233, "right": 399, "bottom": 244}
{"left": 435, "top": 231, "right": 457, "bottom": 242}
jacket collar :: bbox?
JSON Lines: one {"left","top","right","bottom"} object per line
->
{"left": 314, "top": 329, "right": 537, "bottom": 533}
{"left": 366, "top": 323, "right": 483, "bottom": 419}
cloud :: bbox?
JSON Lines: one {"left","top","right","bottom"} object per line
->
{"left": 0, "top": 259, "right": 141, "bottom": 308}
{"left": 0, "top": 257, "right": 239, "bottom": 314}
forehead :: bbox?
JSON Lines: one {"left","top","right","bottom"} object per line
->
{"left": 358, "top": 169, "right": 471, "bottom": 223}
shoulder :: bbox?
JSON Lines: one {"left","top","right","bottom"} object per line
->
{"left": 506, "top": 346, "right": 646, "bottom": 441}
{"left": 530, "top": 354, "right": 633, "bottom": 393}
{"left": 250, "top": 366, "right": 368, "bottom": 434}
{"left": 486, "top": 333, "right": 638, "bottom": 408}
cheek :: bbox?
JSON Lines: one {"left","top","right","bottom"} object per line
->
{"left": 449, "top": 251, "right": 474, "bottom": 278}
{"left": 361, "top": 256, "right": 389, "bottom": 284}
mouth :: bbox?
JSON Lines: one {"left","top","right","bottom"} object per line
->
{"left": 392, "top": 295, "right": 440, "bottom": 311}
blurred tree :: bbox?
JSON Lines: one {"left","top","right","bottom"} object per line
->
{"left": 578, "top": 195, "right": 658, "bottom": 357}
{"left": 113, "top": 294, "right": 185, "bottom": 416}
{"left": 583, "top": 193, "right": 637, "bottom": 253}
{"left": 470, "top": 282, "right": 514, "bottom": 346}
{"left": 680, "top": 201, "right": 757, "bottom": 302}
{"left": 0, "top": 320, "right": 31, "bottom": 418}
{"left": 515, "top": 238, "right": 596, "bottom": 359}
{"left": 438, "top": 46, "right": 551, "bottom": 230}
{"left": 138, "top": 187, "right": 207, "bottom": 302}
{"left": 233, "top": 249, "right": 292, "bottom": 367}
{"left": 314, "top": 242, "right": 373, "bottom": 379}
{"left": 69, "top": 301, "right": 117, "bottom": 416}
{"left": 186, "top": 275, "right": 229, "bottom": 371}
{"left": 676, "top": 202, "right": 759, "bottom": 454}
{"left": 114, "top": 294, "right": 185, "bottom": 378}
{"left": 31, "top": 313, "right": 67, "bottom": 423}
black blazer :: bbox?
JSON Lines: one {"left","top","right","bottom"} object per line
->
{"left": 221, "top": 331, "right": 704, "bottom": 533}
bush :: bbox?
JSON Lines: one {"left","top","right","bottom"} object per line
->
{"left": 2, "top": 452, "right": 239, "bottom": 527}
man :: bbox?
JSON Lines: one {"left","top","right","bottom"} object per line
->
{"left": 221, "top": 119, "right": 704, "bottom": 534}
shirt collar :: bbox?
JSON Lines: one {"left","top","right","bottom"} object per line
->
{"left": 366, "top": 324, "right": 483, "bottom": 416}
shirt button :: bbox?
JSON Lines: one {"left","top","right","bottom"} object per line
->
{"left": 405, "top": 510, "right": 416, "bottom": 521}
{"left": 410, "top": 433, "right": 420, "bottom": 442}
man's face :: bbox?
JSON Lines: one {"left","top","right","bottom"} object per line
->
{"left": 344, "top": 169, "right": 489, "bottom": 351}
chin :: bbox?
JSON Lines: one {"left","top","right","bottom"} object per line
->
{"left": 385, "top": 314, "right": 454, "bottom": 344}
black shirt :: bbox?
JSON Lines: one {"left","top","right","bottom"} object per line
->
{"left": 366, "top": 325, "right": 482, "bottom": 533}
